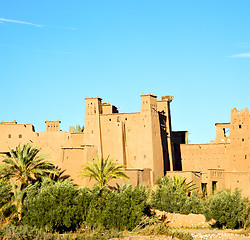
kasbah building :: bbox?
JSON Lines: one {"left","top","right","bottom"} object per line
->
{"left": 0, "top": 94, "right": 249, "bottom": 197}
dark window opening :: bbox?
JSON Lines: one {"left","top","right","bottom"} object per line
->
{"left": 109, "top": 119, "right": 111, "bottom": 121}
{"left": 212, "top": 181, "right": 217, "bottom": 193}
{"left": 201, "top": 183, "right": 207, "bottom": 198}
{"left": 19, "top": 134, "right": 22, "bottom": 138}
{"left": 239, "top": 125, "right": 242, "bottom": 129}
{"left": 223, "top": 128, "right": 230, "bottom": 137}
{"left": 8, "top": 134, "right": 11, "bottom": 138}
{"left": 242, "top": 138, "right": 245, "bottom": 142}
{"left": 245, "top": 155, "right": 247, "bottom": 159}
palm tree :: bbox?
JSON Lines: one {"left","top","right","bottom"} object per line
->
{"left": 48, "top": 166, "right": 73, "bottom": 182}
{"left": 0, "top": 181, "right": 29, "bottom": 222}
{"left": 81, "top": 155, "right": 129, "bottom": 188}
{"left": 71, "top": 125, "right": 84, "bottom": 133}
{"left": 172, "top": 175, "right": 198, "bottom": 194}
{"left": 9, "top": 182, "right": 26, "bottom": 221}
{"left": 0, "top": 143, "right": 57, "bottom": 189}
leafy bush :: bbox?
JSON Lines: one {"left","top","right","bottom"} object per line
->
{"left": 22, "top": 180, "right": 87, "bottom": 232}
{"left": 241, "top": 197, "right": 250, "bottom": 229}
{"left": 0, "top": 180, "right": 17, "bottom": 224}
{"left": 204, "top": 189, "right": 247, "bottom": 229}
{"left": 85, "top": 184, "right": 149, "bottom": 230}
{"left": 151, "top": 176, "right": 203, "bottom": 214}
{"left": 181, "top": 192, "right": 204, "bottom": 214}
{"left": 22, "top": 181, "right": 148, "bottom": 232}
{"left": 172, "top": 231, "right": 193, "bottom": 240}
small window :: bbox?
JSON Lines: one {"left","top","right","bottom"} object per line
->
{"left": 125, "top": 118, "right": 127, "bottom": 121}
{"left": 242, "top": 138, "right": 245, "bottom": 142}
{"left": 239, "top": 125, "right": 242, "bottom": 129}
{"left": 8, "top": 134, "right": 11, "bottom": 138}
{"left": 201, "top": 183, "right": 207, "bottom": 198}
{"left": 212, "top": 181, "right": 217, "bottom": 193}
{"left": 223, "top": 128, "right": 230, "bottom": 137}
{"left": 91, "top": 130, "right": 93, "bottom": 134}
{"left": 144, "top": 155, "right": 146, "bottom": 159}
{"left": 19, "top": 134, "right": 22, "bottom": 138}
{"left": 245, "top": 155, "right": 247, "bottom": 159}
{"left": 109, "top": 119, "right": 111, "bottom": 121}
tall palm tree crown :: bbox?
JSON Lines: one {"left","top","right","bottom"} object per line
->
{"left": 0, "top": 143, "right": 57, "bottom": 189}
{"left": 71, "top": 125, "right": 84, "bottom": 133}
{"left": 81, "top": 155, "right": 129, "bottom": 188}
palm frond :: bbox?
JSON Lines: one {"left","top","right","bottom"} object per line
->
{"left": 81, "top": 155, "right": 129, "bottom": 188}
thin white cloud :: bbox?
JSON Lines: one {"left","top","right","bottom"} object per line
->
{"left": 228, "top": 53, "right": 250, "bottom": 58}
{"left": 0, "top": 18, "right": 43, "bottom": 27}
{"left": 0, "top": 17, "right": 76, "bottom": 30}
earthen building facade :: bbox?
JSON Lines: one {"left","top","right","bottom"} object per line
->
{"left": 0, "top": 94, "right": 249, "bottom": 196}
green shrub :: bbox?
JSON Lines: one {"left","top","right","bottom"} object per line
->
{"left": 172, "top": 231, "right": 193, "bottom": 240}
{"left": 241, "top": 197, "right": 250, "bottom": 229}
{"left": 181, "top": 193, "right": 204, "bottom": 214}
{"left": 85, "top": 184, "right": 149, "bottom": 230}
{"left": 23, "top": 181, "right": 148, "bottom": 232}
{"left": 151, "top": 176, "right": 203, "bottom": 214}
{"left": 0, "top": 180, "right": 17, "bottom": 224}
{"left": 22, "top": 180, "right": 88, "bottom": 233}
{"left": 204, "top": 189, "right": 246, "bottom": 229}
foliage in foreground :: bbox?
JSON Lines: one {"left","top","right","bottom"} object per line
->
{"left": 0, "top": 169, "right": 249, "bottom": 233}
{"left": 133, "top": 216, "right": 193, "bottom": 240}
{"left": 22, "top": 181, "right": 148, "bottom": 232}
{"left": 150, "top": 175, "right": 250, "bottom": 229}
{"left": 22, "top": 180, "right": 85, "bottom": 232}
{"left": 204, "top": 189, "right": 249, "bottom": 229}
{"left": 85, "top": 184, "right": 149, "bottom": 230}
{"left": 151, "top": 175, "right": 204, "bottom": 214}
{"left": 0, "top": 225, "right": 122, "bottom": 240}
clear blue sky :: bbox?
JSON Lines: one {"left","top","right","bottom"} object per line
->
{"left": 1, "top": 1, "right": 250, "bottom": 143}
